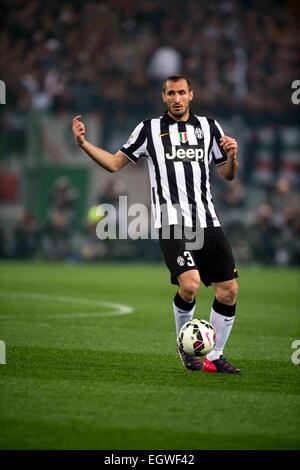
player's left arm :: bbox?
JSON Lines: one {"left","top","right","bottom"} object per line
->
{"left": 217, "top": 136, "right": 238, "bottom": 181}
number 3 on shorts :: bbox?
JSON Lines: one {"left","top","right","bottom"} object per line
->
{"left": 183, "top": 251, "right": 195, "bottom": 267}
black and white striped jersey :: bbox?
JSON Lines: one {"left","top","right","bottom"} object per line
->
{"left": 120, "top": 110, "right": 228, "bottom": 229}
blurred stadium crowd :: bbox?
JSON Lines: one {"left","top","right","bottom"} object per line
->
{"left": 0, "top": 174, "right": 299, "bottom": 266}
{"left": 1, "top": 0, "right": 299, "bottom": 119}
{"left": 0, "top": 0, "right": 299, "bottom": 265}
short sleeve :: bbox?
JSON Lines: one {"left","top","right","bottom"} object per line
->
{"left": 210, "top": 119, "right": 227, "bottom": 166}
{"left": 120, "top": 122, "right": 147, "bottom": 164}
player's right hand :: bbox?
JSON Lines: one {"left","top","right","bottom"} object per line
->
{"left": 72, "top": 115, "right": 85, "bottom": 146}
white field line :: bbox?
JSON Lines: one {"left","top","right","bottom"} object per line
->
{"left": 0, "top": 292, "right": 134, "bottom": 319}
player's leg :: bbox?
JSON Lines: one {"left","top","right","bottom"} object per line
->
{"left": 204, "top": 278, "right": 240, "bottom": 373}
{"left": 175, "top": 269, "right": 203, "bottom": 371}
{"left": 159, "top": 226, "right": 200, "bottom": 338}
{"left": 208, "top": 279, "right": 238, "bottom": 359}
{"left": 174, "top": 269, "right": 200, "bottom": 338}
{"left": 159, "top": 226, "right": 202, "bottom": 370}
{"left": 193, "top": 227, "right": 240, "bottom": 373}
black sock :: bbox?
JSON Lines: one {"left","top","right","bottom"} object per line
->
{"left": 174, "top": 292, "right": 196, "bottom": 311}
{"left": 213, "top": 297, "right": 236, "bottom": 317}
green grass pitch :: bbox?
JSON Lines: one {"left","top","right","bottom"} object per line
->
{"left": 0, "top": 261, "right": 299, "bottom": 450}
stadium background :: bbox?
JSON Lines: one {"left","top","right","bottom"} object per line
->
{"left": 0, "top": 0, "right": 299, "bottom": 264}
{"left": 0, "top": 0, "right": 299, "bottom": 452}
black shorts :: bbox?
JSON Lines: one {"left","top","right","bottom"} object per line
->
{"left": 159, "top": 226, "right": 238, "bottom": 287}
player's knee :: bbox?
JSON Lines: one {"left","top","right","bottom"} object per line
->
{"left": 217, "top": 281, "right": 238, "bottom": 305}
{"left": 180, "top": 277, "right": 200, "bottom": 302}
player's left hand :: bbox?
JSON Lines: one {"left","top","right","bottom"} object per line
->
{"left": 220, "top": 136, "right": 238, "bottom": 160}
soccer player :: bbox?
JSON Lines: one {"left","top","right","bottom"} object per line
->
{"left": 72, "top": 75, "right": 240, "bottom": 374}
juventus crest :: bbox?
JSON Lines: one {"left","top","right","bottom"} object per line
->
{"left": 195, "top": 127, "right": 203, "bottom": 139}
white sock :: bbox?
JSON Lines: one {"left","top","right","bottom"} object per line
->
{"left": 173, "top": 302, "right": 196, "bottom": 340}
{"left": 206, "top": 308, "right": 235, "bottom": 361}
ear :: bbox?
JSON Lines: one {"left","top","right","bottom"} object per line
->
{"left": 161, "top": 92, "right": 166, "bottom": 103}
{"left": 189, "top": 90, "right": 194, "bottom": 102}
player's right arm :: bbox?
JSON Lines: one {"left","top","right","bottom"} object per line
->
{"left": 72, "top": 115, "right": 129, "bottom": 173}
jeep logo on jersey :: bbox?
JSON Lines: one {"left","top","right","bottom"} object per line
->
{"left": 165, "top": 145, "right": 204, "bottom": 162}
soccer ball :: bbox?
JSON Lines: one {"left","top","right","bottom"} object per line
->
{"left": 178, "top": 319, "right": 216, "bottom": 357}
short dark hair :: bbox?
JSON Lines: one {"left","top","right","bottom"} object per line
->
{"left": 162, "top": 75, "right": 192, "bottom": 93}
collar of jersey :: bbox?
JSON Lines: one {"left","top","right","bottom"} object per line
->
{"left": 162, "top": 110, "right": 198, "bottom": 126}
